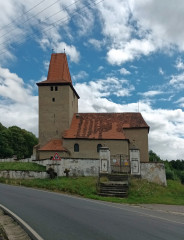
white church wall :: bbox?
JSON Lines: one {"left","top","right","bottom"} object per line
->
{"left": 45, "top": 159, "right": 100, "bottom": 177}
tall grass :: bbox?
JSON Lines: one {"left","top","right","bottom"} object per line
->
{"left": 0, "top": 162, "right": 46, "bottom": 172}
{"left": 0, "top": 176, "right": 183, "bottom": 205}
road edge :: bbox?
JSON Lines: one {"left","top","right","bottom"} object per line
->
{"left": 0, "top": 204, "right": 43, "bottom": 240}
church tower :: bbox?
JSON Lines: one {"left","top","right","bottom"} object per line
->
{"left": 37, "top": 53, "right": 79, "bottom": 148}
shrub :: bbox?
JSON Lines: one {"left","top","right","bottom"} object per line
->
{"left": 166, "top": 169, "right": 175, "bottom": 180}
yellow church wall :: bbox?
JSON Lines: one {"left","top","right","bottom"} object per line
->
{"left": 38, "top": 85, "right": 78, "bottom": 147}
{"left": 62, "top": 139, "right": 129, "bottom": 159}
{"left": 124, "top": 128, "right": 149, "bottom": 162}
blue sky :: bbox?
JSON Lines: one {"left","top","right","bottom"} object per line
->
{"left": 0, "top": 0, "right": 184, "bottom": 160}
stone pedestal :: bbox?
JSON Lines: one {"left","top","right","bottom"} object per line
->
{"left": 99, "top": 147, "right": 111, "bottom": 174}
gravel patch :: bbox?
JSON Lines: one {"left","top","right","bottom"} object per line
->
{"left": 0, "top": 209, "right": 31, "bottom": 240}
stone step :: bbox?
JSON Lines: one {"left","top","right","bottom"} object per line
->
{"left": 100, "top": 181, "right": 128, "bottom": 186}
{"left": 108, "top": 175, "right": 129, "bottom": 181}
{"left": 100, "top": 187, "right": 128, "bottom": 192}
{"left": 98, "top": 192, "right": 128, "bottom": 197}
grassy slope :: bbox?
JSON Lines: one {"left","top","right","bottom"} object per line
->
{"left": 0, "top": 162, "right": 46, "bottom": 172}
{"left": 0, "top": 176, "right": 183, "bottom": 205}
{"left": 0, "top": 162, "right": 183, "bottom": 205}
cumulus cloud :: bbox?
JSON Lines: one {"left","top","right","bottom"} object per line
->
{"left": 88, "top": 39, "right": 104, "bottom": 50}
{"left": 119, "top": 68, "right": 131, "bottom": 75}
{"left": 175, "top": 58, "right": 184, "bottom": 70}
{"left": 139, "top": 90, "right": 163, "bottom": 98}
{"left": 107, "top": 39, "right": 155, "bottom": 65}
{"left": 72, "top": 71, "right": 88, "bottom": 82}
{"left": 97, "top": 0, "right": 184, "bottom": 65}
{"left": 0, "top": 67, "right": 38, "bottom": 135}
{"left": 75, "top": 77, "right": 135, "bottom": 101}
{"left": 170, "top": 73, "right": 184, "bottom": 89}
{"left": 0, "top": 0, "right": 80, "bottom": 62}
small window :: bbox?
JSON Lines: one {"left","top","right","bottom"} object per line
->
{"left": 52, "top": 98, "right": 55, "bottom": 102}
{"left": 74, "top": 143, "right": 79, "bottom": 152}
{"left": 55, "top": 86, "right": 58, "bottom": 91}
{"left": 97, "top": 144, "right": 102, "bottom": 152}
{"left": 51, "top": 86, "right": 53, "bottom": 91}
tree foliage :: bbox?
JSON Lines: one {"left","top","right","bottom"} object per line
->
{"left": 149, "top": 150, "right": 184, "bottom": 183}
{"left": 149, "top": 150, "right": 162, "bottom": 162}
{"left": 0, "top": 123, "right": 38, "bottom": 159}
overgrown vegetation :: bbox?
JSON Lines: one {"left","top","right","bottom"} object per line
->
{"left": 0, "top": 177, "right": 183, "bottom": 205}
{"left": 0, "top": 123, "right": 38, "bottom": 159}
{"left": 0, "top": 162, "right": 46, "bottom": 172}
{"left": 149, "top": 150, "right": 184, "bottom": 183}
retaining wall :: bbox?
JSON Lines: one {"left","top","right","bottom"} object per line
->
{"left": 0, "top": 171, "right": 47, "bottom": 179}
{"left": 35, "top": 158, "right": 100, "bottom": 177}
{"left": 141, "top": 162, "right": 167, "bottom": 186}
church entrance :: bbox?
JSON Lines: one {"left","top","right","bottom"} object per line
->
{"left": 110, "top": 154, "right": 130, "bottom": 174}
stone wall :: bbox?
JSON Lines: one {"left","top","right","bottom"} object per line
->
{"left": 0, "top": 170, "right": 47, "bottom": 179}
{"left": 141, "top": 162, "right": 167, "bottom": 186}
{"left": 35, "top": 158, "right": 100, "bottom": 177}
{"left": 0, "top": 156, "right": 35, "bottom": 163}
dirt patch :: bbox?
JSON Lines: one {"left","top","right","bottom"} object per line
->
{"left": 0, "top": 209, "right": 31, "bottom": 240}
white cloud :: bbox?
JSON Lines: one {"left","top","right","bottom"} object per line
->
{"left": 159, "top": 67, "right": 164, "bottom": 75}
{"left": 175, "top": 58, "right": 184, "bottom": 70}
{"left": 175, "top": 97, "right": 184, "bottom": 108}
{"left": 0, "top": 67, "right": 38, "bottom": 135}
{"left": 72, "top": 71, "right": 88, "bottom": 82}
{"left": 88, "top": 39, "right": 103, "bottom": 50}
{"left": 0, "top": 0, "right": 79, "bottom": 62}
{"left": 107, "top": 39, "right": 155, "bottom": 65}
{"left": 170, "top": 73, "right": 184, "bottom": 89}
{"left": 97, "top": 66, "right": 104, "bottom": 72}
{"left": 75, "top": 77, "right": 135, "bottom": 101}
{"left": 97, "top": 0, "right": 184, "bottom": 65}
{"left": 140, "top": 90, "right": 163, "bottom": 98}
{"left": 119, "top": 68, "right": 131, "bottom": 75}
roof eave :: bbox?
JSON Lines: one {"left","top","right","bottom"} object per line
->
{"left": 36, "top": 82, "right": 80, "bottom": 99}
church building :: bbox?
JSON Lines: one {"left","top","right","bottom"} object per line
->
{"left": 35, "top": 53, "right": 149, "bottom": 165}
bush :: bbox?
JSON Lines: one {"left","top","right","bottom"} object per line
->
{"left": 166, "top": 169, "right": 175, "bottom": 180}
{"left": 179, "top": 171, "right": 184, "bottom": 184}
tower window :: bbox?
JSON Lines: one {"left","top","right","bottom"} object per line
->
{"left": 97, "top": 144, "right": 102, "bottom": 152}
{"left": 51, "top": 86, "right": 53, "bottom": 91}
{"left": 55, "top": 86, "right": 58, "bottom": 91}
{"left": 52, "top": 98, "right": 55, "bottom": 102}
{"left": 74, "top": 143, "right": 79, "bottom": 152}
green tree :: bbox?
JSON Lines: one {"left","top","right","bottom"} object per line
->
{"left": 149, "top": 150, "right": 162, "bottom": 162}
{"left": 0, "top": 128, "right": 14, "bottom": 158}
{"left": 0, "top": 123, "right": 38, "bottom": 159}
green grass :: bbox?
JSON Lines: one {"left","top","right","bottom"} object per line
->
{"left": 0, "top": 176, "right": 183, "bottom": 205}
{"left": 0, "top": 162, "right": 46, "bottom": 172}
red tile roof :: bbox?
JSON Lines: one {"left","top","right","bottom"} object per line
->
{"left": 38, "top": 53, "right": 72, "bottom": 84}
{"left": 39, "top": 139, "right": 67, "bottom": 151}
{"left": 37, "top": 53, "right": 80, "bottom": 98}
{"left": 63, "top": 113, "right": 149, "bottom": 140}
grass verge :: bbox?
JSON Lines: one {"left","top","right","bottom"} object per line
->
{"left": 0, "top": 176, "right": 183, "bottom": 205}
{"left": 0, "top": 162, "right": 46, "bottom": 172}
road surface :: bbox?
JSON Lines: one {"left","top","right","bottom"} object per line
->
{"left": 0, "top": 183, "right": 183, "bottom": 240}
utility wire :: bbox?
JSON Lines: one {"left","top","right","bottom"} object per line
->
{"left": 0, "top": 0, "right": 80, "bottom": 46}
{"left": 0, "top": 0, "right": 80, "bottom": 48}
{"left": 0, "top": 0, "right": 64, "bottom": 40}
{"left": 0, "top": 0, "right": 103, "bottom": 56}
{"left": 0, "top": 0, "right": 47, "bottom": 31}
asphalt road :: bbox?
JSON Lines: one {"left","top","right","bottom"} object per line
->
{"left": 0, "top": 183, "right": 184, "bottom": 240}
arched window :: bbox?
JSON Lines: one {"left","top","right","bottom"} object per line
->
{"left": 74, "top": 143, "right": 79, "bottom": 152}
{"left": 97, "top": 144, "right": 102, "bottom": 152}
